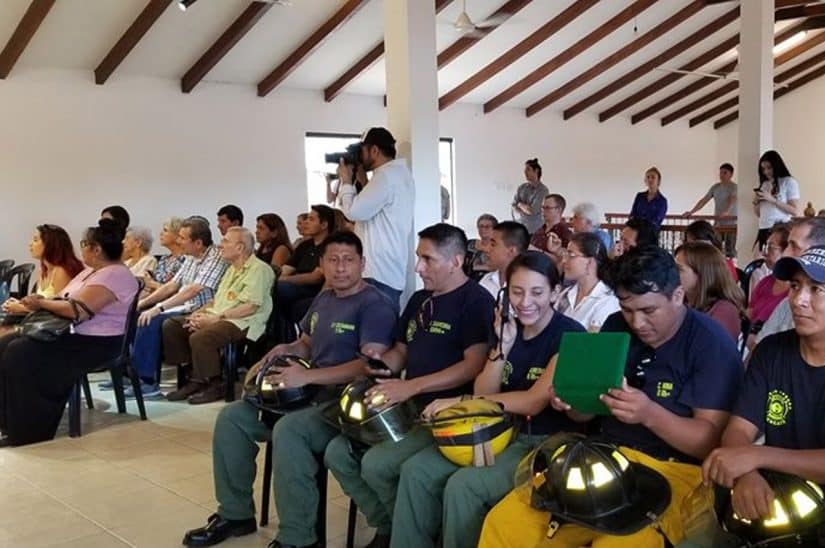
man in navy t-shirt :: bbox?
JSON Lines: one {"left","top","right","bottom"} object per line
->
{"left": 324, "top": 223, "right": 495, "bottom": 548}
{"left": 484, "top": 246, "right": 743, "bottom": 547}
{"left": 703, "top": 246, "right": 825, "bottom": 522}
{"left": 181, "top": 232, "right": 397, "bottom": 548}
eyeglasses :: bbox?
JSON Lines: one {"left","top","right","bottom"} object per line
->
{"left": 627, "top": 349, "right": 656, "bottom": 390}
{"left": 416, "top": 296, "right": 434, "bottom": 332}
{"left": 565, "top": 252, "right": 587, "bottom": 260}
{"left": 79, "top": 240, "right": 90, "bottom": 248}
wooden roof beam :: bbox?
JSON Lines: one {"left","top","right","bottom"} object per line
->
{"left": 776, "top": 3, "right": 825, "bottom": 20}
{"left": 562, "top": 5, "right": 740, "bottom": 120}
{"left": 525, "top": 0, "right": 705, "bottom": 118}
{"left": 258, "top": 0, "right": 368, "bottom": 97}
{"left": 439, "top": 0, "right": 600, "bottom": 111}
{"left": 690, "top": 31, "right": 825, "bottom": 126}
{"left": 483, "top": 0, "right": 658, "bottom": 114}
{"left": 714, "top": 59, "right": 825, "bottom": 129}
{"left": 0, "top": 0, "right": 56, "bottom": 79}
{"left": 323, "top": 0, "right": 453, "bottom": 103}
{"left": 181, "top": 1, "right": 273, "bottom": 93}
{"left": 95, "top": 0, "right": 173, "bottom": 85}
{"left": 634, "top": 18, "right": 810, "bottom": 124}
{"left": 438, "top": 0, "right": 532, "bottom": 69}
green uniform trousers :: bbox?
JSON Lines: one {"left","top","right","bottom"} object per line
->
{"left": 212, "top": 400, "right": 338, "bottom": 546}
{"left": 324, "top": 426, "right": 433, "bottom": 536}
{"left": 391, "top": 434, "right": 539, "bottom": 548}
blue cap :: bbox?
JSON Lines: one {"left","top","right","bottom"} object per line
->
{"left": 774, "top": 245, "right": 825, "bottom": 284}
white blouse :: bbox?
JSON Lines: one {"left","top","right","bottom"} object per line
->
{"left": 556, "top": 280, "right": 621, "bottom": 332}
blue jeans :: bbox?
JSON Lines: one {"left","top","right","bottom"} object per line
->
{"left": 365, "top": 278, "right": 402, "bottom": 315}
{"left": 131, "top": 311, "right": 176, "bottom": 382}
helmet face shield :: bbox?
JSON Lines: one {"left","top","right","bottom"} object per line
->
{"left": 514, "top": 433, "right": 583, "bottom": 507}
{"left": 337, "top": 376, "right": 416, "bottom": 446}
{"left": 243, "top": 355, "right": 318, "bottom": 412}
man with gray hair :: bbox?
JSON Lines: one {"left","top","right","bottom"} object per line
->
{"left": 129, "top": 216, "right": 228, "bottom": 397}
{"left": 570, "top": 202, "right": 612, "bottom": 251}
{"left": 163, "top": 227, "right": 275, "bottom": 404}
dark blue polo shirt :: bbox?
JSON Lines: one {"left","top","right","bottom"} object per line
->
{"left": 598, "top": 308, "right": 743, "bottom": 463}
{"left": 399, "top": 280, "right": 495, "bottom": 404}
{"left": 735, "top": 330, "right": 825, "bottom": 451}
{"left": 502, "top": 313, "right": 585, "bottom": 435}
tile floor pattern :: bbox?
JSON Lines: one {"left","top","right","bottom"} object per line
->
{"left": 0, "top": 372, "right": 375, "bottom": 547}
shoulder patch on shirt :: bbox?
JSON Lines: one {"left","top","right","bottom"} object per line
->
{"left": 309, "top": 312, "right": 319, "bottom": 336}
{"left": 766, "top": 389, "right": 793, "bottom": 427}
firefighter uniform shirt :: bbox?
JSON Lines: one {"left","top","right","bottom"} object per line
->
{"left": 503, "top": 313, "right": 585, "bottom": 435}
{"left": 299, "top": 285, "right": 397, "bottom": 368}
{"left": 399, "top": 280, "right": 495, "bottom": 404}
{"left": 734, "top": 330, "right": 825, "bottom": 450}
{"left": 598, "top": 309, "right": 743, "bottom": 463}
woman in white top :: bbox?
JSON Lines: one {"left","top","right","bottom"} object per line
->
{"left": 556, "top": 232, "right": 620, "bottom": 331}
{"left": 753, "top": 150, "right": 800, "bottom": 251}
{"left": 122, "top": 226, "right": 157, "bottom": 278}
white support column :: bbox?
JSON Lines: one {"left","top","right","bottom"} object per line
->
{"left": 384, "top": 0, "right": 441, "bottom": 293}
{"left": 736, "top": 0, "right": 774, "bottom": 260}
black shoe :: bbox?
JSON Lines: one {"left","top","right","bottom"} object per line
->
{"left": 364, "top": 533, "right": 391, "bottom": 548}
{"left": 0, "top": 434, "right": 12, "bottom": 448}
{"left": 266, "top": 540, "right": 320, "bottom": 548}
{"left": 182, "top": 513, "right": 256, "bottom": 546}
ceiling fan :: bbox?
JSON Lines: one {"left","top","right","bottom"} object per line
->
{"left": 654, "top": 67, "right": 791, "bottom": 89}
{"left": 444, "top": 0, "right": 511, "bottom": 37}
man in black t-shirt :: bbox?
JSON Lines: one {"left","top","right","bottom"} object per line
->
{"left": 324, "top": 223, "right": 495, "bottom": 548}
{"left": 479, "top": 246, "right": 743, "bottom": 547}
{"left": 277, "top": 204, "right": 334, "bottom": 325}
{"left": 703, "top": 245, "right": 825, "bottom": 522}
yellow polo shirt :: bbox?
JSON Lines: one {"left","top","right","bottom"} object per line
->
{"left": 207, "top": 254, "right": 274, "bottom": 341}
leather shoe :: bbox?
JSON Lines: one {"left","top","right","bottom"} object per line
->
{"left": 266, "top": 540, "right": 320, "bottom": 548}
{"left": 188, "top": 380, "right": 225, "bottom": 405}
{"left": 166, "top": 381, "right": 205, "bottom": 402}
{"left": 364, "top": 533, "right": 391, "bottom": 548}
{"left": 182, "top": 513, "right": 256, "bottom": 546}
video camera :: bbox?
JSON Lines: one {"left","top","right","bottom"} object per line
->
{"left": 325, "top": 142, "right": 362, "bottom": 181}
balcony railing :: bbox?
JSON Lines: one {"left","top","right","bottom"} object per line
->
{"left": 603, "top": 213, "right": 736, "bottom": 253}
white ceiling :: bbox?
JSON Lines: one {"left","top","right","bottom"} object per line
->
{"left": 2, "top": 0, "right": 824, "bottom": 125}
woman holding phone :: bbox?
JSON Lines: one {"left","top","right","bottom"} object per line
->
{"left": 390, "top": 251, "right": 585, "bottom": 548}
{"left": 753, "top": 150, "right": 800, "bottom": 251}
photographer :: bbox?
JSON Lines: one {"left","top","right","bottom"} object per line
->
{"left": 335, "top": 127, "right": 415, "bottom": 308}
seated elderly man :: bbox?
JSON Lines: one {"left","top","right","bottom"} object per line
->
{"left": 128, "top": 217, "right": 228, "bottom": 397}
{"left": 163, "top": 227, "right": 274, "bottom": 405}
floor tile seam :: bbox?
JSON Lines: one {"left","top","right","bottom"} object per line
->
{"left": 10, "top": 473, "right": 137, "bottom": 547}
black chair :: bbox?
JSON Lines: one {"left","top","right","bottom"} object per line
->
{"left": 4, "top": 263, "right": 35, "bottom": 299}
{"left": 740, "top": 259, "right": 766, "bottom": 307}
{"left": 259, "top": 438, "right": 358, "bottom": 548}
{"left": 67, "top": 278, "right": 147, "bottom": 437}
{"left": 0, "top": 259, "right": 14, "bottom": 284}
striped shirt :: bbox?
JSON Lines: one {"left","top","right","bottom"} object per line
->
{"left": 172, "top": 245, "right": 228, "bottom": 312}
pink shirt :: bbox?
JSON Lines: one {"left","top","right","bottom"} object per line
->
{"left": 61, "top": 265, "right": 139, "bottom": 336}
{"left": 749, "top": 275, "right": 789, "bottom": 324}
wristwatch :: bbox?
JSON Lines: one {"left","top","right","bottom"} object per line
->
{"left": 157, "top": 305, "right": 165, "bottom": 313}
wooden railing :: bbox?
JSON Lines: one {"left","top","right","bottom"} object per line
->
{"left": 603, "top": 213, "right": 736, "bottom": 253}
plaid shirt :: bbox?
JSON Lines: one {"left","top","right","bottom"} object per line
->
{"left": 172, "top": 245, "right": 228, "bottom": 312}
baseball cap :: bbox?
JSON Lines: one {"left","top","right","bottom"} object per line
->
{"left": 360, "top": 127, "right": 396, "bottom": 150}
{"left": 774, "top": 245, "right": 825, "bottom": 284}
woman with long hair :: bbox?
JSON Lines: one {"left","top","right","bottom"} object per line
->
{"left": 674, "top": 241, "right": 745, "bottom": 342}
{"left": 2, "top": 224, "right": 83, "bottom": 314}
{"left": 683, "top": 219, "right": 738, "bottom": 281}
{"left": 0, "top": 219, "right": 139, "bottom": 446}
{"left": 255, "top": 213, "right": 292, "bottom": 269}
{"left": 557, "top": 232, "right": 619, "bottom": 331}
{"left": 753, "top": 150, "right": 800, "bottom": 251}
{"left": 393, "top": 251, "right": 586, "bottom": 548}
{"left": 629, "top": 166, "right": 668, "bottom": 227}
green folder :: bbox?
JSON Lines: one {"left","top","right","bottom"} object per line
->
{"left": 552, "top": 332, "right": 630, "bottom": 415}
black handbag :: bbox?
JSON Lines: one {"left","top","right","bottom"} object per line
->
{"left": 18, "top": 299, "right": 95, "bottom": 342}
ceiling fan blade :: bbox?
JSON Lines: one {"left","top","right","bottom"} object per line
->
{"left": 475, "top": 14, "right": 511, "bottom": 28}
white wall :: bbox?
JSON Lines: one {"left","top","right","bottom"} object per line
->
{"left": 0, "top": 68, "right": 721, "bottom": 265}
{"left": 716, "top": 75, "right": 825, "bottom": 212}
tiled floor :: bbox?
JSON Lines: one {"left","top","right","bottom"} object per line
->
{"left": 0, "top": 372, "right": 374, "bottom": 548}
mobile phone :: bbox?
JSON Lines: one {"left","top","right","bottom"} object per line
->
{"left": 498, "top": 288, "right": 510, "bottom": 323}
{"left": 357, "top": 352, "right": 391, "bottom": 374}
